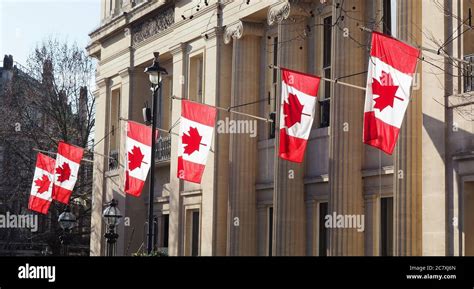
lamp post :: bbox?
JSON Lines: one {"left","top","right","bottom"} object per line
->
{"left": 58, "top": 206, "right": 76, "bottom": 256}
{"left": 102, "top": 199, "right": 122, "bottom": 256}
{"left": 144, "top": 52, "right": 168, "bottom": 254}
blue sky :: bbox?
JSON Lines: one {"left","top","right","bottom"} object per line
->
{"left": 1, "top": 0, "right": 101, "bottom": 66}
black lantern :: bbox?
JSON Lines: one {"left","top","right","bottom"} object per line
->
{"left": 58, "top": 206, "right": 76, "bottom": 256}
{"left": 102, "top": 199, "right": 122, "bottom": 256}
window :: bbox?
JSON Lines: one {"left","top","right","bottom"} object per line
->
{"left": 320, "top": 16, "right": 332, "bottom": 128}
{"left": 464, "top": 54, "right": 473, "bottom": 93}
{"left": 108, "top": 89, "right": 120, "bottom": 170}
{"left": 191, "top": 211, "right": 200, "bottom": 256}
{"left": 382, "top": 0, "right": 392, "bottom": 35}
{"left": 267, "top": 36, "right": 278, "bottom": 139}
{"left": 318, "top": 202, "right": 328, "bottom": 256}
{"left": 380, "top": 197, "right": 393, "bottom": 256}
{"left": 163, "top": 214, "right": 169, "bottom": 248}
{"left": 189, "top": 53, "right": 204, "bottom": 103}
{"left": 268, "top": 206, "right": 273, "bottom": 256}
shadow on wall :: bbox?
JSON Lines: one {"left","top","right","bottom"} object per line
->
{"left": 422, "top": 112, "right": 473, "bottom": 165}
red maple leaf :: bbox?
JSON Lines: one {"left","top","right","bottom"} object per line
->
{"left": 56, "top": 162, "right": 71, "bottom": 182}
{"left": 182, "top": 127, "right": 205, "bottom": 155}
{"left": 34, "top": 175, "right": 51, "bottom": 194}
{"left": 372, "top": 71, "right": 403, "bottom": 111}
{"left": 283, "top": 93, "right": 310, "bottom": 128}
{"left": 128, "top": 146, "right": 145, "bottom": 171}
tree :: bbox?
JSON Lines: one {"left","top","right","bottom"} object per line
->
{"left": 0, "top": 38, "right": 95, "bottom": 255}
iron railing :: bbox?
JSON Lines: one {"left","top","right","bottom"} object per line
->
{"left": 464, "top": 54, "right": 473, "bottom": 93}
{"left": 155, "top": 135, "right": 171, "bottom": 162}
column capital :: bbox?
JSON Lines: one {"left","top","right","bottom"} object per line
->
{"left": 267, "top": 1, "right": 311, "bottom": 26}
{"left": 223, "top": 21, "right": 263, "bottom": 44}
{"left": 169, "top": 43, "right": 188, "bottom": 56}
{"left": 96, "top": 77, "right": 110, "bottom": 89}
{"left": 119, "top": 67, "right": 134, "bottom": 79}
{"left": 202, "top": 27, "right": 223, "bottom": 41}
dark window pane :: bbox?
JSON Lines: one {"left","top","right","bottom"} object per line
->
{"left": 465, "top": 55, "right": 473, "bottom": 93}
{"left": 163, "top": 214, "right": 169, "bottom": 248}
{"left": 320, "top": 99, "right": 330, "bottom": 128}
{"left": 273, "top": 37, "right": 278, "bottom": 83}
{"left": 383, "top": 0, "right": 392, "bottom": 35}
{"left": 191, "top": 211, "right": 199, "bottom": 256}
{"left": 381, "top": 197, "right": 393, "bottom": 256}
{"left": 268, "top": 207, "right": 273, "bottom": 256}
{"left": 319, "top": 202, "right": 328, "bottom": 256}
{"left": 324, "top": 68, "right": 331, "bottom": 100}
{"left": 323, "top": 16, "right": 332, "bottom": 68}
{"left": 269, "top": 112, "right": 276, "bottom": 139}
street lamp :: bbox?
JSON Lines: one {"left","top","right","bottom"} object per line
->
{"left": 144, "top": 52, "right": 168, "bottom": 254}
{"left": 102, "top": 199, "right": 122, "bottom": 256}
{"left": 58, "top": 206, "right": 76, "bottom": 256}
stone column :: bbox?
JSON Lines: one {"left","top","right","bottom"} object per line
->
{"left": 328, "top": 0, "right": 367, "bottom": 256}
{"left": 268, "top": 1, "right": 309, "bottom": 256}
{"left": 224, "top": 20, "right": 263, "bottom": 256}
{"left": 168, "top": 43, "right": 187, "bottom": 256}
{"left": 393, "top": 0, "right": 423, "bottom": 256}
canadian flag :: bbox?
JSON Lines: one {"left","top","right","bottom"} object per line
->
{"left": 52, "top": 141, "right": 84, "bottom": 204}
{"left": 125, "top": 121, "right": 152, "bottom": 197}
{"left": 363, "top": 32, "right": 420, "bottom": 154}
{"left": 29, "top": 153, "right": 56, "bottom": 214}
{"left": 177, "top": 100, "right": 217, "bottom": 184}
{"left": 279, "top": 68, "right": 321, "bottom": 163}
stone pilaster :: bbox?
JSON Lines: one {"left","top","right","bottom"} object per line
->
{"left": 328, "top": 0, "right": 367, "bottom": 256}
{"left": 168, "top": 43, "right": 188, "bottom": 256}
{"left": 268, "top": 1, "right": 309, "bottom": 256}
{"left": 393, "top": 0, "right": 423, "bottom": 256}
{"left": 224, "top": 21, "right": 263, "bottom": 256}
{"left": 90, "top": 78, "right": 110, "bottom": 256}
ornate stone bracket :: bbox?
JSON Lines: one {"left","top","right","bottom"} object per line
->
{"left": 268, "top": 1, "right": 291, "bottom": 25}
{"left": 223, "top": 21, "right": 264, "bottom": 44}
{"left": 267, "top": 0, "right": 311, "bottom": 25}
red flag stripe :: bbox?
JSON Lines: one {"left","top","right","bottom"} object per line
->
{"left": 28, "top": 195, "right": 51, "bottom": 215}
{"left": 52, "top": 186, "right": 73, "bottom": 204}
{"left": 127, "top": 120, "right": 152, "bottom": 145}
{"left": 36, "top": 153, "right": 56, "bottom": 173}
{"left": 125, "top": 173, "right": 146, "bottom": 197}
{"left": 278, "top": 129, "right": 308, "bottom": 163}
{"left": 29, "top": 196, "right": 51, "bottom": 213}
{"left": 281, "top": 67, "right": 320, "bottom": 96}
{"left": 181, "top": 100, "right": 217, "bottom": 127}
{"left": 57, "top": 141, "right": 84, "bottom": 163}
{"left": 370, "top": 32, "right": 420, "bottom": 75}
{"left": 177, "top": 156, "right": 206, "bottom": 184}
{"left": 363, "top": 111, "right": 400, "bottom": 155}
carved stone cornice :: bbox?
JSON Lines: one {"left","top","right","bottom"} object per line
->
{"left": 131, "top": 6, "right": 174, "bottom": 45}
{"left": 267, "top": 1, "right": 311, "bottom": 26}
{"left": 223, "top": 21, "right": 264, "bottom": 44}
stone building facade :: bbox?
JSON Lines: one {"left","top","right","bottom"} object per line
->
{"left": 88, "top": 0, "right": 474, "bottom": 256}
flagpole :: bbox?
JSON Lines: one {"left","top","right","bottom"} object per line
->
{"left": 359, "top": 26, "right": 470, "bottom": 64}
{"left": 119, "top": 117, "right": 179, "bottom": 137}
{"left": 268, "top": 65, "right": 367, "bottom": 92}
{"left": 33, "top": 148, "right": 94, "bottom": 163}
{"left": 170, "top": 96, "right": 274, "bottom": 123}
